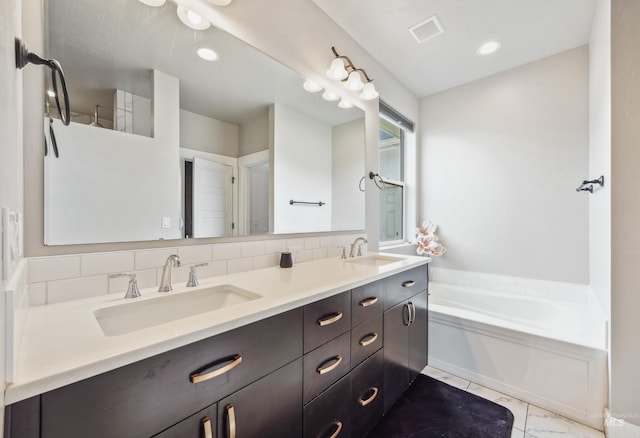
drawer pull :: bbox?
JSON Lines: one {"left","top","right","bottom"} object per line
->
{"left": 190, "top": 354, "right": 243, "bottom": 384}
{"left": 359, "top": 296, "right": 378, "bottom": 307}
{"left": 318, "top": 312, "right": 343, "bottom": 326}
{"left": 317, "top": 355, "right": 343, "bottom": 375}
{"left": 326, "top": 420, "right": 343, "bottom": 438}
{"left": 359, "top": 332, "right": 379, "bottom": 347}
{"left": 402, "top": 280, "right": 416, "bottom": 288}
{"left": 359, "top": 386, "right": 379, "bottom": 407}
{"left": 202, "top": 417, "right": 213, "bottom": 438}
{"left": 403, "top": 303, "right": 411, "bottom": 326}
{"left": 225, "top": 404, "right": 236, "bottom": 438}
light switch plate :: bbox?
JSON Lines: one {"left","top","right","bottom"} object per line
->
{"left": 162, "top": 216, "right": 171, "bottom": 229}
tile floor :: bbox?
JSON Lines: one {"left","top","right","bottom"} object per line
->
{"left": 421, "top": 366, "right": 605, "bottom": 438}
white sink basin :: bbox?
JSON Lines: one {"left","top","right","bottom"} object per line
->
{"left": 94, "top": 285, "right": 261, "bottom": 336}
{"left": 346, "top": 255, "right": 406, "bottom": 267}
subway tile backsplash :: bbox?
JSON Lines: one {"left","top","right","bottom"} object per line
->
{"left": 26, "top": 234, "right": 366, "bottom": 306}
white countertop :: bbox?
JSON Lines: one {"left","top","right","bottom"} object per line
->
{"left": 5, "top": 253, "right": 429, "bottom": 405}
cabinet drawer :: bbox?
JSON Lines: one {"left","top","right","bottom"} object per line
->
{"left": 303, "top": 374, "right": 352, "bottom": 438}
{"left": 351, "top": 349, "right": 383, "bottom": 438}
{"left": 350, "top": 314, "right": 382, "bottom": 368}
{"left": 351, "top": 281, "right": 384, "bottom": 327}
{"left": 154, "top": 404, "right": 217, "bottom": 438}
{"left": 303, "top": 332, "right": 351, "bottom": 404}
{"left": 384, "top": 266, "right": 428, "bottom": 310}
{"left": 304, "top": 292, "right": 351, "bottom": 353}
{"left": 41, "top": 308, "right": 303, "bottom": 438}
{"left": 217, "top": 359, "right": 302, "bottom": 438}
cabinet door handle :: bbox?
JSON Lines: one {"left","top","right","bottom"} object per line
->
{"left": 318, "top": 312, "right": 343, "bottom": 326}
{"left": 359, "top": 332, "right": 378, "bottom": 347}
{"left": 201, "top": 417, "right": 213, "bottom": 438}
{"left": 402, "top": 280, "right": 416, "bottom": 288}
{"left": 402, "top": 303, "right": 411, "bottom": 326}
{"left": 359, "top": 296, "right": 378, "bottom": 307}
{"left": 190, "top": 354, "right": 243, "bottom": 384}
{"left": 326, "top": 420, "right": 343, "bottom": 438}
{"left": 225, "top": 405, "right": 237, "bottom": 438}
{"left": 408, "top": 301, "right": 415, "bottom": 325}
{"left": 317, "top": 355, "right": 343, "bottom": 375}
{"left": 359, "top": 386, "right": 379, "bottom": 407}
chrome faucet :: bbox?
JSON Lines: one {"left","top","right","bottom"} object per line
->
{"left": 159, "top": 254, "right": 182, "bottom": 292}
{"left": 349, "top": 237, "right": 368, "bottom": 258}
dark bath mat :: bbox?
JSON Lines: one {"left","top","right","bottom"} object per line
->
{"left": 367, "top": 374, "right": 514, "bottom": 438}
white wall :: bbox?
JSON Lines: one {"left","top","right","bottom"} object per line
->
{"left": 44, "top": 71, "right": 182, "bottom": 244}
{"left": 611, "top": 0, "right": 640, "bottom": 427}
{"left": 272, "top": 104, "right": 332, "bottom": 233}
{"left": 420, "top": 47, "right": 590, "bottom": 284}
{"left": 332, "top": 118, "right": 366, "bottom": 230}
{"left": 180, "top": 109, "right": 239, "bottom": 157}
{"left": 239, "top": 109, "right": 269, "bottom": 157}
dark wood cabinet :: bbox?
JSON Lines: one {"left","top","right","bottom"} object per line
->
{"left": 383, "top": 278, "right": 428, "bottom": 414}
{"left": 217, "top": 359, "right": 302, "bottom": 438}
{"left": 5, "top": 264, "right": 429, "bottom": 438}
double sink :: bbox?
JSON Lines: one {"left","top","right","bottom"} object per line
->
{"left": 93, "top": 254, "right": 406, "bottom": 337}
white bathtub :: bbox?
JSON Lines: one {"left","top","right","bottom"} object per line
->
{"left": 428, "top": 281, "right": 608, "bottom": 430}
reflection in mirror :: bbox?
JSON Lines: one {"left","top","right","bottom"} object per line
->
{"left": 43, "top": 0, "right": 365, "bottom": 245}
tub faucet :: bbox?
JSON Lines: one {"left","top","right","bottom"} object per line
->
{"left": 349, "top": 237, "right": 368, "bottom": 258}
{"left": 159, "top": 254, "right": 181, "bottom": 292}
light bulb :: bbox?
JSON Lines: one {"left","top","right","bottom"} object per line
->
{"left": 177, "top": 6, "right": 211, "bottom": 30}
{"left": 338, "top": 98, "right": 353, "bottom": 109}
{"left": 360, "top": 82, "right": 379, "bottom": 101}
{"left": 138, "top": 0, "right": 166, "bottom": 6}
{"left": 326, "top": 58, "right": 348, "bottom": 80}
{"left": 303, "top": 79, "right": 323, "bottom": 93}
{"left": 344, "top": 71, "right": 364, "bottom": 91}
{"left": 322, "top": 90, "right": 339, "bottom": 101}
{"left": 47, "top": 89, "right": 56, "bottom": 98}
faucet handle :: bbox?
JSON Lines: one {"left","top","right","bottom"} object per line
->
{"left": 338, "top": 246, "right": 347, "bottom": 259}
{"left": 187, "top": 263, "right": 209, "bottom": 287}
{"left": 109, "top": 273, "right": 141, "bottom": 299}
{"left": 357, "top": 244, "right": 365, "bottom": 257}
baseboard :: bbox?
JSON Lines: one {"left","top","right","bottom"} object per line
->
{"left": 605, "top": 409, "right": 640, "bottom": 437}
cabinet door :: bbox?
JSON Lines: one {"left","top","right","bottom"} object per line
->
{"left": 382, "top": 301, "right": 410, "bottom": 413}
{"left": 217, "top": 359, "right": 302, "bottom": 438}
{"left": 351, "top": 349, "right": 383, "bottom": 438}
{"left": 408, "top": 291, "right": 428, "bottom": 383}
{"left": 4, "top": 396, "right": 40, "bottom": 438}
{"left": 154, "top": 404, "right": 217, "bottom": 438}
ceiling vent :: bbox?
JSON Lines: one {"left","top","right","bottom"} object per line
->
{"left": 408, "top": 15, "right": 444, "bottom": 44}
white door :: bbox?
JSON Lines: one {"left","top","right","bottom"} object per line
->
{"left": 193, "top": 157, "right": 233, "bottom": 238}
{"left": 248, "top": 162, "right": 270, "bottom": 234}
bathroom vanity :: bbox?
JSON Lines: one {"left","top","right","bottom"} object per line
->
{"left": 4, "top": 254, "right": 429, "bottom": 438}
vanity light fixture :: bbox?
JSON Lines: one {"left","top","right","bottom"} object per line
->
{"left": 477, "top": 41, "right": 502, "bottom": 55}
{"left": 206, "top": 0, "right": 233, "bottom": 5}
{"left": 138, "top": 0, "right": 166, "bottom": 6}
{"left": 303, "top": 79, "right": 323, "bottom": 93}
{"left": 177, "top": 5, "right": 211, "bottom": 30}
{"left": 197, "top": 47, "right": 219, "bottom": 61}
{"left": 322, "top": 90, "right": 339, "bottom": 101}
{"left": 326, "top": 47, "right": 378, "bottom": 101}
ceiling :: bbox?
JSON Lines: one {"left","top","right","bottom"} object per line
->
{"left": 311, "top": 0, "right": 597, "bottom": 98}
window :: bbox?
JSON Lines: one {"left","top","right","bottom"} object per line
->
{"left": 378, "top": 101, "right": 413, "bottom": 245}
{"left": 379, "top": 117, "right": 405, "bottom": 244}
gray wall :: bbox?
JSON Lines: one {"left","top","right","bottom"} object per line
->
{"left": 420, "top": 46, "right": 590, "bottom": 283}
{"left": 611, "top": 0, "right": 640, "bottom": 427}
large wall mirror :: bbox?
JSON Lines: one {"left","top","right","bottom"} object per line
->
{"left": 43, "top": 0, "right": 365, "bottom": 245}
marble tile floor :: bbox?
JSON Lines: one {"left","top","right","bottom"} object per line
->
{"left": 421, "top": 366, "right": 605, "bottom": 438}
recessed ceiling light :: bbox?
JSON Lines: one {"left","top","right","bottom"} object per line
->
{"left": 197, "top": 47, "right": 219, "bottom": 61}
{"left": 177, "top": 5, "right": 211, "bottom": 30}
{"left": 138, "top": 0, "right": 166, "bottom": 6}
{"left": 477, "top": 41, "right": 501, "bottom": 55}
